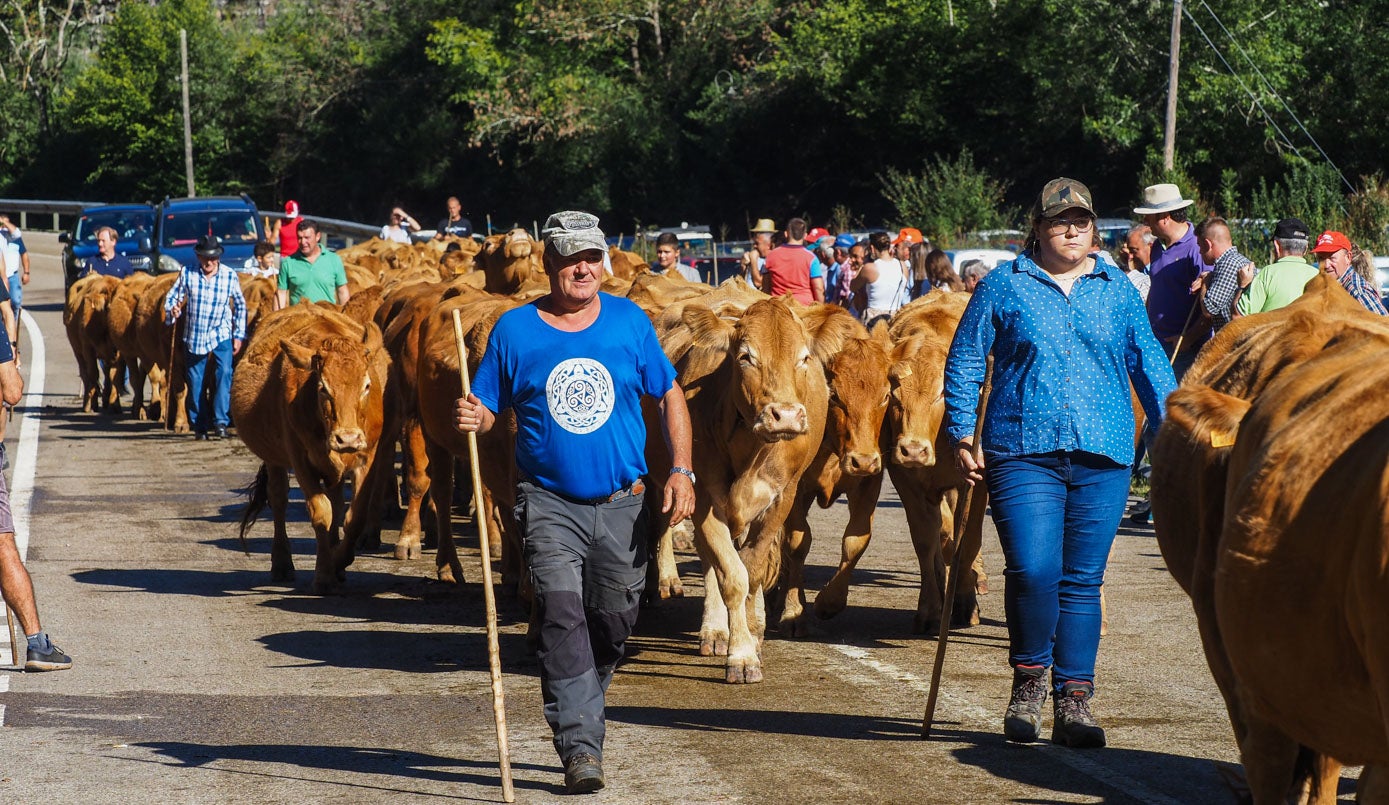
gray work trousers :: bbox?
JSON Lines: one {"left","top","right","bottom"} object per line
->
{"left": 517, "top": 479, "right": 648, "bottom": 763}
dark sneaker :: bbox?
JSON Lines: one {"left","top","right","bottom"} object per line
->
{"left": 564, "top": 753, "right": 604, "bottom": 794}
{"left": 213, "top": 426, "right": 229, "bottom": 440}
{"left": 25, "top": 643, "right": 73, "bottom": 672}
{"left": 1003, "top": 664, "right": 1049, "bottom": 743}
{"left": 194, "top": 431, "right": 209, "bottom": 441}
{"left": 1128, "top": 499, "right": 1151, "bottom": 525}
{"left": 1052, "top": 681, "right": 1106, "bottom": 748}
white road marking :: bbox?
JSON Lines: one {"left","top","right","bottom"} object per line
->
{"left": 1, "top": 312, "right": 45, "bottom": 695}
{"left": 830, "top": 643, "right": 1188, "bottom": 805}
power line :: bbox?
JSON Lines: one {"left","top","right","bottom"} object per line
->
{"left": 1200, "top": 1, "right": 1354, "bottom": 194}
{"left": 1180, "top": 6, "right": 1299, "bottom": 155}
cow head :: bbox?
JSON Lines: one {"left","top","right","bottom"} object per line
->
{"left": 683, "top": 297, "right": 823, "bottom": 441}
{"left": 887, "top": 331, "right": 951, "bottom": 468}
{"left": 477, "top": 228, "right": 539, "bottom": 294}
{"left": 824, "top": 322, "right": 893, "bottom": 476}
{"left": 282, "top": 324, "right": 384, "bottom": 456}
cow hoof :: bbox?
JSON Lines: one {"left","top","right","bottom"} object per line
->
{"left": 813, "top": 591, "right": 847, "bottom": 620}
{"left": 437, "top": 566, "right": 459, "bottom": 585}
{"left": 699, "top": 635, "right": 729, "bottom": 657}
{"left": 136, "top": 408, "right": 149, "bottom": 421}
{"left": 779, "top": 613, "right": 815, "bottom": 638}
{"left": 724, "top": 658, "right": 763, "bottom": 684}
{"left": 912, "top": 615, "right": 942, "bottom": 637}
{"left": 975, "top": 577, "right": 990, "bottom": 596}
{"left": 394, "top": 541, "right": 421, "bottom": 561}
{"left": 270, "top": 565, "right": 295, "bottom": 583}
{"left": 950, "top": 600, "right": 980, "bottom": 628}
{"left": 658, "top": 578, "right": 684, "bottom": 599}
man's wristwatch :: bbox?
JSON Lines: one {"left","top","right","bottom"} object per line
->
{"left": 670, "top": 467, "right": 696, "bottom": 484}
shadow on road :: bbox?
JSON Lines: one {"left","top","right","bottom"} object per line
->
{"left": 256, "top": 628, "right": 534, "bottom": 676}
{"left": 607, "top": 704, "right": 921, "bottom": 741}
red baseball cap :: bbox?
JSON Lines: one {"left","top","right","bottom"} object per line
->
{"left": 806, "top": 227, "right": 830, "bottom": 243}
{"left": 893, "top": 227, "right": 924, "bottom": 246}
{"left": 284, "top": 200, "right": 300, "bottom": 217}
{"left": 1311, "top": 230, "right": 1352, "bottom": 255}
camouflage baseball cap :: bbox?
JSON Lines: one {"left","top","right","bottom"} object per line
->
{"left": 541, "top": 210, "right": 608, "bottom": 257}
{"left": 1038, "top": 178, "right": 1095, "bottom": 218}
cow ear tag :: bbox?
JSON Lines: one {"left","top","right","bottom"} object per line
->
{"left": 1210, "top": 429, "right": 1236, "bottom": 448}
{"left": 899, "top": 367, "right": 913, "bottom": 379}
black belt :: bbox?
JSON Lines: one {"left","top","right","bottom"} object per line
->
{"left": 521, "top": 474, "right": 646, "bottom": 505}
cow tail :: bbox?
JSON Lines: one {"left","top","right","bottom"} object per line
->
{"left": 1292, "top": 745, "right": 1321, "bottom": 802}
{"left": 237, "top": 464, "right": 269, "bottom": 556}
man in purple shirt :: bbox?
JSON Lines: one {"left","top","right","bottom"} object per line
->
{"left": 1134, "top": 183, "right": 1207, "bottom": 378}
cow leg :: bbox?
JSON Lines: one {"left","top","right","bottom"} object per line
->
{"left": 266, "top": 465, "right": 294, "bottom": 582}
{"left": 698, "top": 566, "right": 728, "bottom": 656}
{"left": 1238, "top": 718, "right": 1303, "bottom": 805}
{"left": 654, "top": 523, "right": 682, "bottom": 600}
{"left": 777, "top": 491, "right": 815, "bottom": 637}
{"left": 102, "top": 358, "right": 123, "bottom": 413}
{"left": 815, "top": 473, "right": 883, "bottom": 619}
{"left": 289, "top": 461, "right": 340, "bottom": 595}
{"left": 425, "top": 441, "right": 465, "bottom": 585}
{"left": 900, "top": 485, "right": 946, "bottom": 635}
{"left": 131, "top": 358, "right": 149, "bottom": 421}
{"left": 395, "top": 418, "right": 429, "bottom": 560}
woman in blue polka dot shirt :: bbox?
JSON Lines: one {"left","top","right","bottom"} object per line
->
{"left": 944, "top": 177, "right": 1177, "bottom": 749}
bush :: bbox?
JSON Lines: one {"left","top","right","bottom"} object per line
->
{"left": 878, "top": 149, "right": 1010, "bottom": 248}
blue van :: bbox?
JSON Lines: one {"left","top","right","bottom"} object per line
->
{"left": 59, "top": 203, "right": 157, "bottom": 289}
{"left": 154, "top": 195, "right": 264, "bottom": 274}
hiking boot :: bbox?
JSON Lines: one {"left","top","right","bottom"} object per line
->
{"left": 1052, "top": 681, "right": 1106, "bottom": 748}
{"left": 1003, "top": 664, "right": 1049, "bottom": 743}
{"left": 1128, "top": 498, "right": 1151, "bottom": 525}
{"left": 564, "top": 753, "right": 604, "bottom": 794}
{"left": 194, "top": 431, "right": 209, "bottom": 441}
{"left": 25, "top": 643, "right": 73, "bottom": 672}
{"left": 214, "top": 426, "right": 229, "bottom": 440}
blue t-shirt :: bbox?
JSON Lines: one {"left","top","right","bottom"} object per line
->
{"left": 472, "top": 293, "right": 678, "bottom": 500}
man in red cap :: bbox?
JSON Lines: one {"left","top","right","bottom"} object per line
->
{"left": 272, "top": 200, "right": 304, "bottom": 258}
{"left": 892, "top": 227, "right": 925, "bottom": 264}
{"left": 1313, "top": 230, "right": 1387, "bottom": 315}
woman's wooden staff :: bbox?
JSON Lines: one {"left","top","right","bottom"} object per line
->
{"left": 452, "top": 309, "right": 515, "bottom": 803}
{"left": 922, "top": 360, "right": 991, "bottom": 739}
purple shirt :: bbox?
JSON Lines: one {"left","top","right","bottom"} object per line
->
{"left": 1145, "top": 224, "right": 1206, "bottom": 341}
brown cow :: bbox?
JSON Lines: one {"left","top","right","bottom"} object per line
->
{"left": 668, "top": 296, "right": 829, "bottom": 683}
{"left": 64, "top": 274, "right": 124, "bottom": 413}
{"left": 131, "top": 273, "right": 188, "bottom": 431}
{"left": 107, "top": 273, "right": 157, "bottom": 419}
{"left": 476, "top": 229, "right": 546, "bottom": 295}
{"left": 781, "top": 315, "right": 894, "bottom": 634}
{"left": 881, "top": 292, "right": 983, "bottom": 634}
{"left": 1151, "top": 275, "right": 1389, "bottom": 802}
{"left": 238, "top": 275, "right": 278, "bottom": 344}
{"left": 414, "top": 293, "right": 524, "bottom": 587}
{"left": 232, "top": 305, "right": 389, "bottom": 593}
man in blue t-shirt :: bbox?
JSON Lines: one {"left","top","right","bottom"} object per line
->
{"left": 455, "top": 210, "right": 694, "bottom": 795}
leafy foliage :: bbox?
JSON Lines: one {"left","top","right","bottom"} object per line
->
{"left": 879, "top": 150, "right": 1011, "bottom": 247}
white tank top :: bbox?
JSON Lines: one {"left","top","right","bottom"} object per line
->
{"left": 865, "top": 257, "right": 908, "bottom": 311}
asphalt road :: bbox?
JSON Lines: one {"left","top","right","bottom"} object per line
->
{"left": 0, "top": 234, "right": 1360, "bottom": 803}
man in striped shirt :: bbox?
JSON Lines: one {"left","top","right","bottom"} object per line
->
{"left": 1195, "top": 217, "right": 1256, "bottom": 331}
{"left": 164, "top": 235, "right": 247, "bottom": 440}
{"left": 1312, "top": 230, "right": 1388, "bottom": 316}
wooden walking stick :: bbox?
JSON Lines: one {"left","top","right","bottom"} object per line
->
{"left": 922, "top": 361, "right": 991, "bottom": 739}
{"left": 452, "top": 309, "right": 515, "bottom": 803}
{"left": 5, "top": 605, "right": 20, "bottom": 669}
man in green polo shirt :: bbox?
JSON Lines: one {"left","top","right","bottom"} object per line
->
{"left": 276, "top": 219, "right": 350, "bottom": 309}
{"left": 1233, "top": 217, "right": 1317, "bottom": 318}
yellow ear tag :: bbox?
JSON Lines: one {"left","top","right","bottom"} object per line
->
{"left": 899, "top": 367, "right": 913, "bottom": 379}
{"left": 1210, "top": 430, "right": 1236, "bottom": 448}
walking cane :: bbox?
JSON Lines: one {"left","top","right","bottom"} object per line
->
{"left": 452, "top": 309, "right": 515, "bottom": 803}
{"left": 922, "top": 361, "right": 991, "bottom": 739}
{"left": 1133, "top": 295, "right": 1203, "bottom": 438}
{"left": 5, "top": 605, "right": 19, "bottom": 669}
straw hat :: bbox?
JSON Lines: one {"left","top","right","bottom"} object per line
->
{"left": 750, "top": 218, "right": 777, "bottom": 234}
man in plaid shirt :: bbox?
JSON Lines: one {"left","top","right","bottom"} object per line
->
{"left": 164, "top": 235, "right": 247, "bottom": 440}
{"left": 1196, "top": 217, "right": 1256, "bottom": 331}
{"left": 1312, "top": 230, "right": 1388, "bottom": 316}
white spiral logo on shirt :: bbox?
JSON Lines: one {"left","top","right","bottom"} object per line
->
{"left": 545, "top": 358, "right": 615, "bottom": 434}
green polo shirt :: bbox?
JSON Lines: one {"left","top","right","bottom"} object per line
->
{"left": 1236, "top": 255, "right": 1317, "bottom": 315}
{"left": 278, "top": 248, "right": 347, "bottom": 304}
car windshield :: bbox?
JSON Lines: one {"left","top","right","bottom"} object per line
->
{"left": 161, "top": 211, "right": 258, "bottom": 248}
{"left": 76, "top": 211, "right": 152, "bottom": 244}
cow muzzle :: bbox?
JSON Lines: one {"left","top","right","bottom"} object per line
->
{"left": 754, "top": 403, "right": 808, "bottom": 440}
{"left": 893, "top": 437, "right": 935, "bottom": 468}
{"left": 329, "top": 428, "right": 367, "bottom": 453}
{"left": 840, "top": 451, "right": 883, "bottom": 477}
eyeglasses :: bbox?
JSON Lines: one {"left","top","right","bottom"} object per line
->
{"left": 1045, "top": 216, "right": 1095, "bottom": 234}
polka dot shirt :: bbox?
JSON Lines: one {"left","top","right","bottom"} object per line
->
{"left": 944, "top": 252, "right": 1177, "bottom": 466}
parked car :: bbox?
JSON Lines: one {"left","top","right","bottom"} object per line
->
{"left": 946, "top": 248, "right": 1017, "bottom": 274}
{"left": 59, "top": 203, "right": 157, "bottom": 289}
{"left": 1375, "top": 255, "right": 1389, "bottom": 299}
{"left": 154, "top": 194, "right": 264, "bottom": 274}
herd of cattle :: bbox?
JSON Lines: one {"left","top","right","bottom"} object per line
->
{"left": 61, "top": 233, "right": 1389, "bottom": 800}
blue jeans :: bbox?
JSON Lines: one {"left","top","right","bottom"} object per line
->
{"left": 7, "top": 272, "right": 20, "bottom": 319}
{"left": 986, "top": 452, "right": 1129, "bottom": 692}
{"left": 184, "top": 338, "right": 234, "bottom": 432}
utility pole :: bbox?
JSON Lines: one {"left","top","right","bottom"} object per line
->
{"left": 1163, "top": 0, "right": 1182, "bottom": 172}
{"left": 180, "top": 29, "right": 196, "bottom": 197}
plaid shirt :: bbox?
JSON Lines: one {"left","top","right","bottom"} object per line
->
{"left": 1338, "top": 268, "right": 1389, "bottom": 315}
{"left": 164, "top": 265, "right": 247, "bottom": 354}
{"left": 1203, "top": 246, "right": 1252, "bottom": 329}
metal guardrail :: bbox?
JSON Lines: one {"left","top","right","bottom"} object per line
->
{"left": 0, "top": 198, "right": 383, "bottom": 247}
